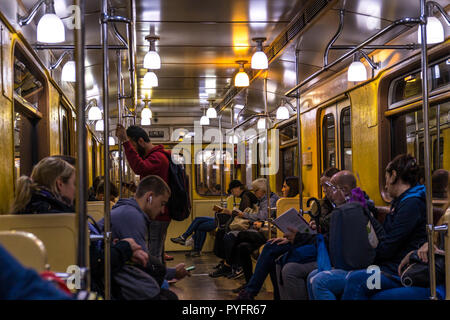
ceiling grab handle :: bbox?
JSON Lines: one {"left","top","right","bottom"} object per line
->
{"left": 323, "top": 9, "right": 345, "bottom": 67}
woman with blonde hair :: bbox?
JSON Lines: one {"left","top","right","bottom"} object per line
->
{"left": 11, "top": 156, "right": 76, "bottom": 214}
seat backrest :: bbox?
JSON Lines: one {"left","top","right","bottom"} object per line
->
{"left": 87, "top": 201, "right": 106, "bottom": 222}
{"left": 0, "top": 214, "right": 79, "bottom": 273}
{"left": 0, "top": 231, "right": 47, "bottom": 272}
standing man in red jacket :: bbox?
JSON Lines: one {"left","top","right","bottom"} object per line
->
{"left": 116, "top": 124, "right": 173, "bottom": 263}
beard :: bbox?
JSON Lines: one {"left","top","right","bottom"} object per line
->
{"left": 137, "top": 144, "right": 147, "bottom": 158}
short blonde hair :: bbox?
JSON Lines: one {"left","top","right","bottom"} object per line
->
{"left": 252, "top": 178, "right": 267, "bottom": 193}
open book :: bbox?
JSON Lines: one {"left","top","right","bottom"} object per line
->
{"left": 271, "top": 208, "right": 316, "bottom": 234}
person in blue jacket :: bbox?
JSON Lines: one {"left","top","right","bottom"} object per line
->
{"left": 331, "top": 154, "right": 427, "bottom": 299}
{"left": 0, "top": 244, "right": 72, "bottom": 300}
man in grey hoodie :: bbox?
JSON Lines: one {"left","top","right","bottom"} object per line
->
{"left": 97, "top": 175, "right": 190, "bottom": 285}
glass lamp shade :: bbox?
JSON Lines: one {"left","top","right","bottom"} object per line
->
{"left": 234, "top": 70, "right": 249, "bottom": 87}
{"left": 276, "top": 105, "right": 290, "bottom": 120}
{"left": 347, "top": 61, "right": 367, "bottom": 82}
{"left": 95, "top": 119, "right": 104, "bottom": 131}
{"left": 200, "top": 115, "right": 210, "bottom": 126}
{"left": 251, "top": 51, "right": 268, "bottom": 69}
{"left": 257, "top": 118, "right": 266, "bottom": 130}
{"left": 143, "top": 71, "right": 158, "bottom": 88}
{"left": 141, "top": 117, "right": 151, "bottom": 126}
{"left": 418, "top": 17, "right": 444, "bottom": 44}
{"left": 88, "top": 106, "right": 102, "bottom": 121}
{"left": 109, "top": 136, "right": 116, "bottom": 146}
{"left": 61, "top": 61, "right": 76, "bottom": 82}
{"left": 37, "top": 13, "right": 65, "bottom": 43}
{"left": 141, "top": 107, "right": 152, "bottom": 119}
{"left": 206, "top": 107, "right": 217, "bottom": 118}
{"left": 143, "top": 50, "right": 161, "bottom": 69}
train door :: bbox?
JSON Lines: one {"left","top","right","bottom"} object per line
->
{"left": 320, "top": 99, "right": 352, "bottom": 173}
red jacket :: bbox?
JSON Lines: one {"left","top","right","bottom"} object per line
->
{"left": 123, "top": 141, "right": 171, "bottom": 221}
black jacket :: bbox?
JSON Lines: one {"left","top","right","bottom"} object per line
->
{"left": 17, "top": 188, "right": 75, "bottom": 214}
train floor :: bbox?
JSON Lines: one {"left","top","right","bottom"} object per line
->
{"left": 165, "top": 251, "right": 273, "bottom": 300}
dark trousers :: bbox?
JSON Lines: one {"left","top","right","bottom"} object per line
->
{"left": 245, "top": 241, "right": 292, "bottom": 299}
{"left": 235, "top": 231, "right": 267, "bottom": 283}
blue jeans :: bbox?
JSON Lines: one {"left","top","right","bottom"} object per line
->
{"left": 307, "top": 269, "right": 350, "bottom": 300}
{"left": 245, "top": 241, "right": 291, "bottom": 297}
{"left": 182, "top": 217, "right": 216, "bottom": 252}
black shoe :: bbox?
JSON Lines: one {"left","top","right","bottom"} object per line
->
{"left": 232, "top": 283, "right": 247, "bottom": 293}
{"left": 227, "top": 267, "right": 243, "bottom": 279}
{"left": 209, "top": 265, "right": 232, "bottom": 278}
{"left": 235, "top": 289, "right": 255, "bottom": 300}
{"left": 185, "top": 250, "right": 201, "bottom": 257}
{"left": 213, "top": 260, "right": 224, "bottom": 269}
{"left": 170, "top": 236, "right": 186, "bottom": 245}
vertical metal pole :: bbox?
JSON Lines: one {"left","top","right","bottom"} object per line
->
{"left": 436, "top": 104, "right": 440, "bottom": 170}
{"left": 117, "top": 50, "right": 123, "bottom": 198}
{"left": 231, "top": 105, "right": 235, "bottom": 181}
{"left": 74, "top": 0, "right": 89, "bottom": 290}
{"left": 419, "top": 0, "right": 436, "bottom": 300}
{"left": 295, "top": 50, "right": 303, "bottom": 213}
{"left": 415, "top": 112, "right": 420, "bottom": 162}
{"left": 263, "top": 77, "right": 271, "bottom": 236}
{"left": 101, "top": 0, "right": 111, "bottom": 300}
{"left": 219, "top": 115, "right": 225, "bottom": 206}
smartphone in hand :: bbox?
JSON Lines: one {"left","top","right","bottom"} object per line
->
{"left": 185, "top": 265, "right": 195, "bottom": 271}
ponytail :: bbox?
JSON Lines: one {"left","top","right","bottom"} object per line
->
{"left": 11, "top": 176, "right": 36, "bottom": 214}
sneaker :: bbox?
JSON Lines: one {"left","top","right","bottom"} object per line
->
{"left": 235, "top": 289, "right": 255, "bottom": 300}
{"left": 213, "top": 260, "right": 224, "bottom": 269}
{"left": 164, "top": 253, "right": 174, "bottom": 261}
{"left": 227, "top": 267, "right": 243, "bottom": 279}
{"left": 232, "top": 283, "right": 247, "bottom": 293}
{"left": 209, "top": 264, "right": 232, "bottom": 278}
{"left": 170, "top": 236, "right": 186, "bottom": 245}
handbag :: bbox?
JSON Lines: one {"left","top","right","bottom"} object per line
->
{"left": 400, "top": 251, "right": 446, "bottom": 287}
{"left": 113, "top": 264, "right": 161, "bottom": 300}
{"left": 229, "top": 216, "right": 250, "bottom": 231}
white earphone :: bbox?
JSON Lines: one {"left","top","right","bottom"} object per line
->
{"left": 148, "top": 196, "right": 152, "bottom": 204}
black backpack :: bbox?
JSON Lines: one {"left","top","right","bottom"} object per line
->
{"left": 329, "top": 202, "right": 384, "bottom": 270}
{"left": 162, "top": 152, "right": 191, "bottom": 221}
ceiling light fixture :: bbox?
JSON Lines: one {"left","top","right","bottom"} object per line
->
{"left": 234, "top": 60, "right": 249, "bottom": 87}
{"left": 87, "top": 99, "right": 102, "bottom": 121}
{"left": 18, "top": 0, "right": 65, "bottom": 43}
{"left": 206, "top": 99, "right": 217, "bottom": 119}
{"left": 95, "top": 119, "right": 104, "bottom": 131}
{"left": 143, "top": 71, "right": 158, "bottom": 88}
{"left": 347, "top": 51, "right": 380, "bottom": 82}
{"left": 251, "top": 37, "right": 268, "bottom": 70}
{"left": 200, "top": 108, "right": 209, "bottom": 126}
{"left": 276, "top": 99, "right": 290, "bottom": 120}
{"left": 143, "top": 36, "right": 161, "bottom": 69}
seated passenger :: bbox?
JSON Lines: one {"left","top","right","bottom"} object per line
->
{"left": 235, "top": 170, "right": 338, "bottom": 300}
{"left": 96, "top": 175, "right": 191, "bottom": 299}
{"left": 309, "top": 154, "right": 427, "bottom": 300}
{"left": 95, "top": 179, "right": 119, "bottom": 202}
{"left": 213, "top": 178, "right": 279, "bottom": 291}
{"left": 210, "top": 180, "right": 259, "bottom": 271}
{"left": 432, "top": 169, "right": 448, "bottom": 199}
{"left": 170, "top": 216, "right": 216, "bottom": 257}
{"left": 10, "top": 157, "right": 147, "bottom": 298}
{"left": 88, "top": 176, "right": 104, "bottom": 201}
{"left": 281, "top": 176, "right": 300, "bottom": 197}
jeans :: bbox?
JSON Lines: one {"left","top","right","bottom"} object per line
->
{"left": 307, "top": 269, "right": 350, "bottom": 300}
{"left": 341, "top": 269, "right": 402, "bottom": 300}
{"left": 235, "top": 231, "right": 267, "bottom": 283}
{"left": 245, "top": 241, "right": 291, "bottom": 298}
{"left": 182, "top": 217, "right": 216, "bottom": 252}
{"left": 148, "top": 220, "right": 171, "bottom": 263}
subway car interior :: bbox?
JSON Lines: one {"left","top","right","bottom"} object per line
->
{"left": 0, "top": 0, "right": 449, "bottom": 303}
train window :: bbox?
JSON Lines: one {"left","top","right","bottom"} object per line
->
{"left": 389, "top": 56, "right": 450, "bottom": 108}
{"left": 390, "top": 100, "right": 449, "bottom": 174}
{"left": 195, "top": 150, "right": 227, "bottom": 196}
{"left": 281, "top": 146, "right": 296, "bottom": 182}
{"left": 92, "top": 137, "right": 97, "bottom": 183}
{"left": 340, "top": 108, "right": 352, "bottom": 170}
{"left": 59, "top": 103, "right": 71, "bottom": 155}
{"left": 322, "top": 114, "right": 336, "bottom": 170}
{"left": 279, "top": 121, "right": 297, "bottom": 145}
